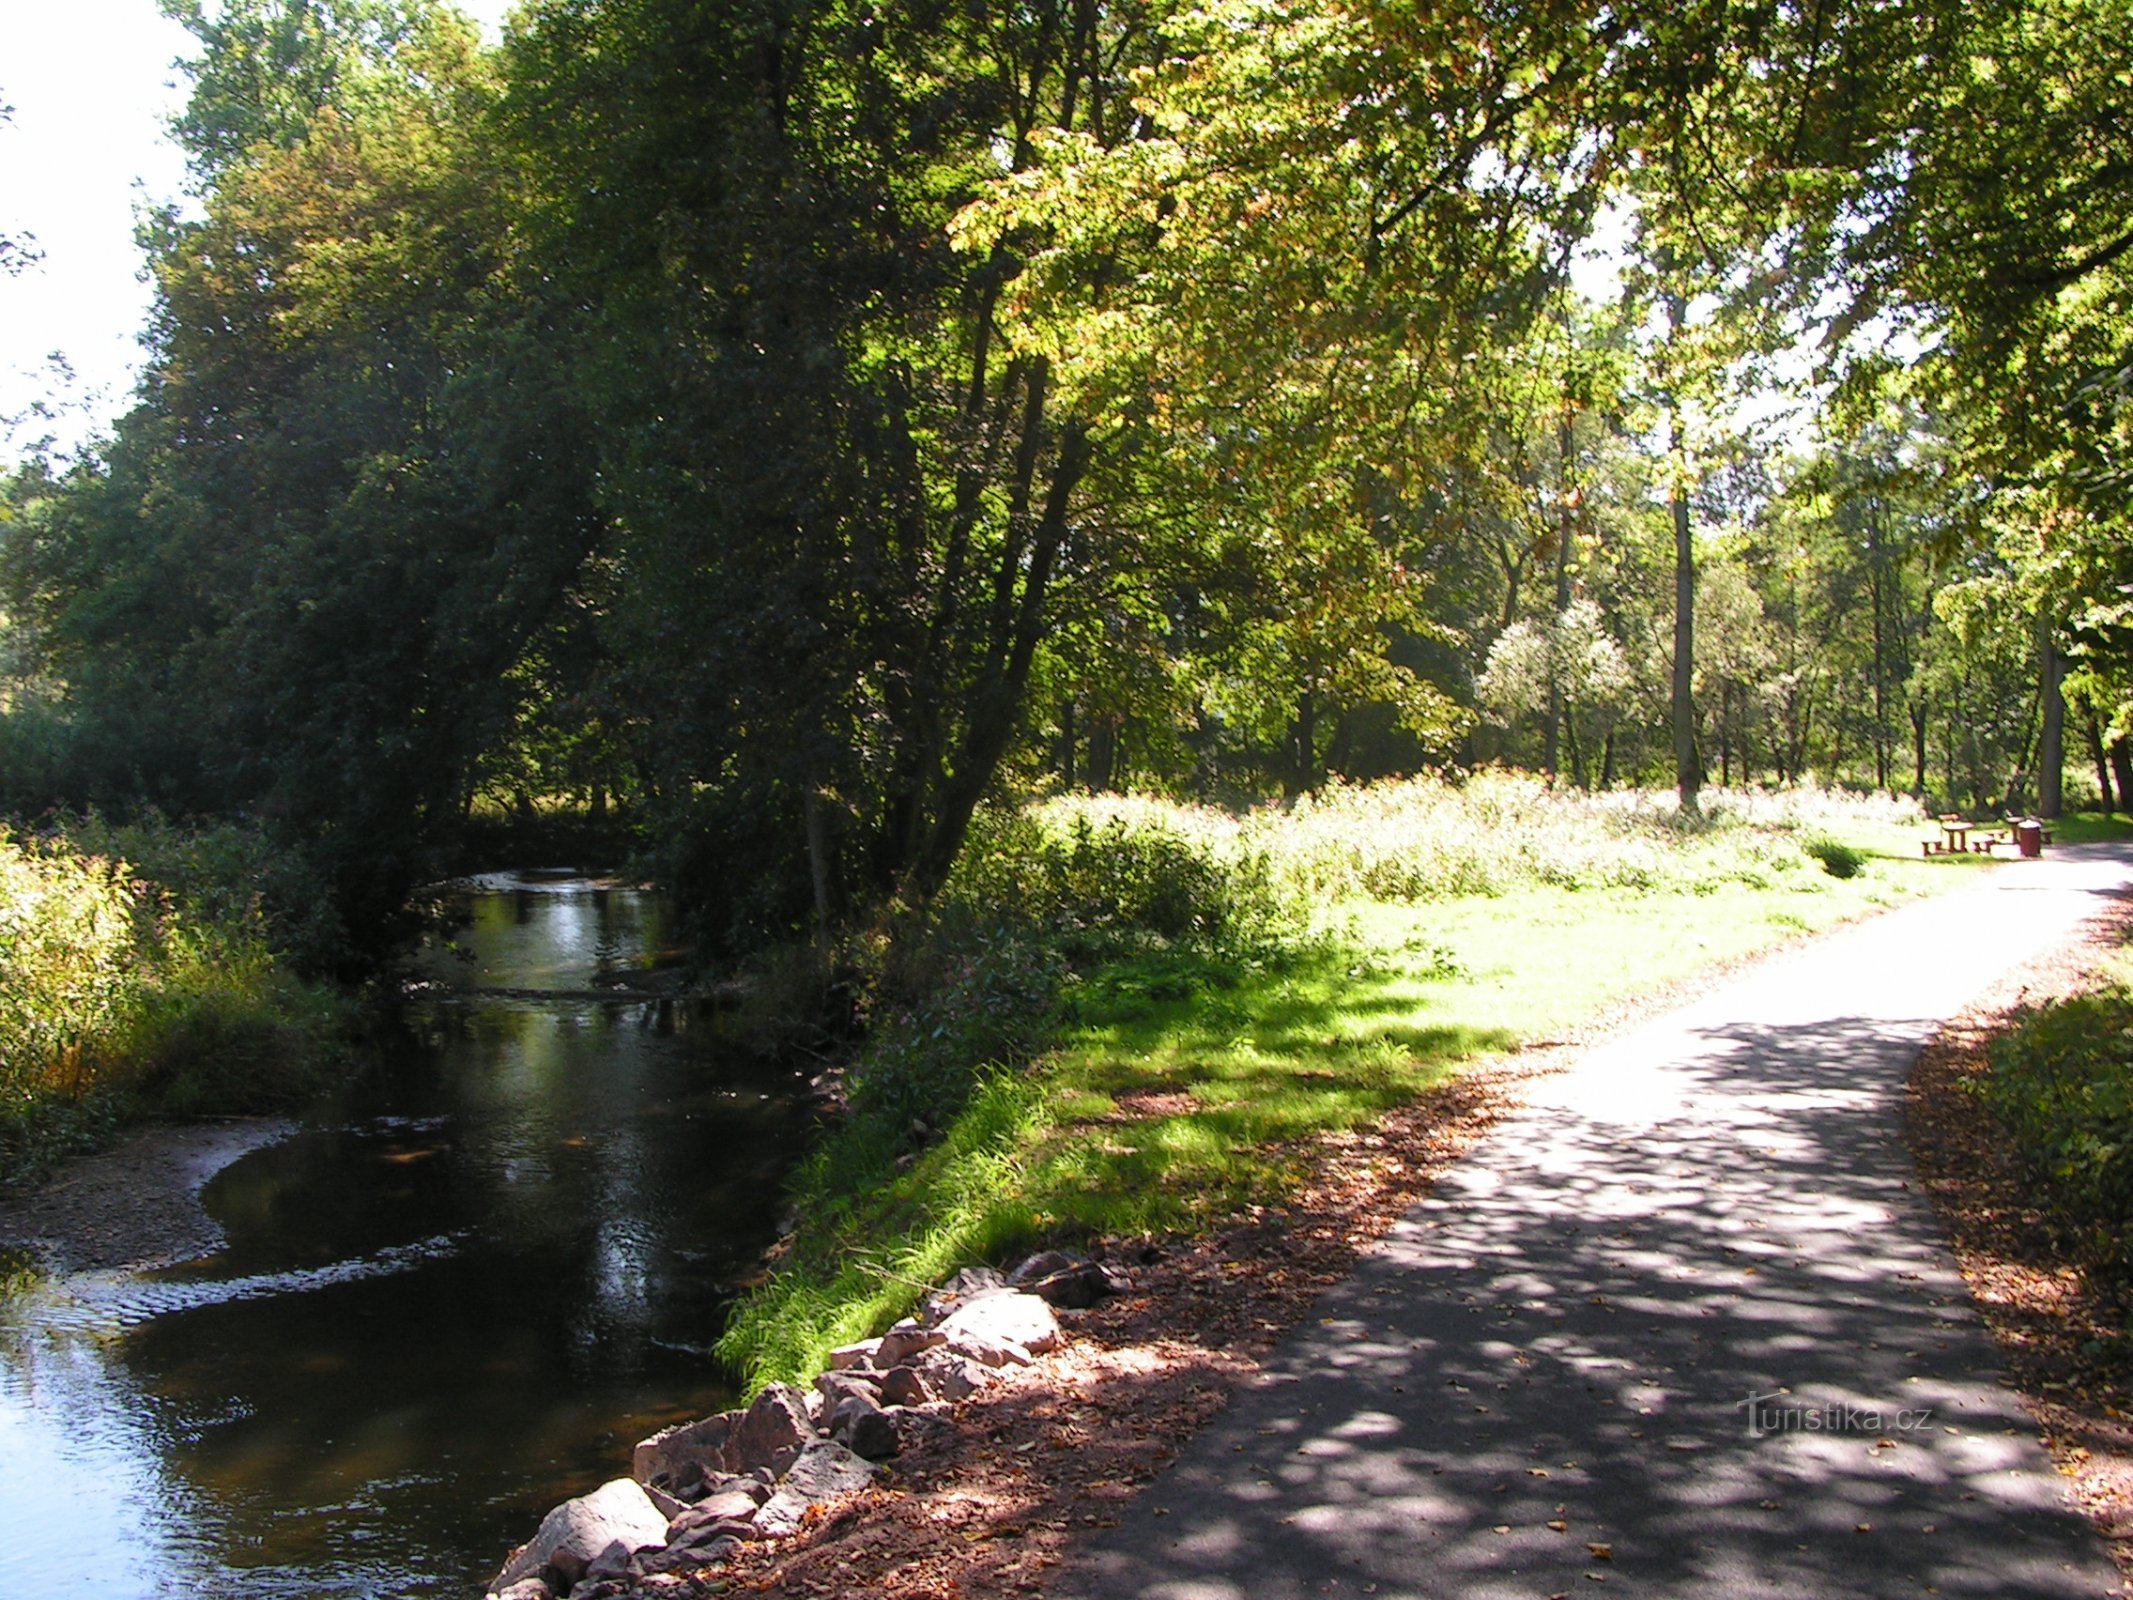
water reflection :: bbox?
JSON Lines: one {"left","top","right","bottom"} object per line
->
{"left": 0, "top": 879, "right": 807, "bottom": 1599}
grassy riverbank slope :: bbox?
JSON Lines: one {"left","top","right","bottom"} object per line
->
{"left": 718, "top": 773, "right": 1979, "bottom": 1389}
{"left": 0, "top": 815, "right": 348, "bottom": 1184}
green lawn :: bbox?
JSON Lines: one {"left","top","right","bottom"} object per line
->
{"left": 718, "top": 802, "right": 2002, "bottom": 1389}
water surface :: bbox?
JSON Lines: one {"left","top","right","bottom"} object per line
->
{"left": 0, "top": 874, "right": 808, "bottom": 1598}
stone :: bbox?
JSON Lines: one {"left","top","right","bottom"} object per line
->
{"left": 875, "top": 1318, "right": 948, "bottom": 1367}
{"left": 845, "top": 1405, "right": 902, "bottom": 1461}
{"left": 878, "top": 1365, "right": 932, "bottom": 1407}
{"left": 752, "top": 1440, "right": 879, "bottom": 1538}
{"left": 936, "top": 1289, "right": 1062, "bottom": 1355}
{"left": 828, "top": 1339, "right": 882, "bottom": 1371}
{"left": 1008, "top": 1249, "right": 1082, "bottom": 1285}
{"left": 1020, "top": 1260, "right": 1124, "bottom": 1310}
{"left": 817, "top": 1369, "right": 883, "bottom": 1410}
{"left": 632, "top": 1413, "right": 737, "bottom": 1496}
{"left": 491, "top": 1478, "right": 670, "bottom": 1595}
{"left": 488, "top": 1581, "right": 551, "bottom": 1600}
{"left": 729, "top": 1383, "right": 813, "bottom": 1477}
{"left": 946, "top": 1330, "right": 1033, "bottom": 1368}
{"left": 671, "top": 1487, "right": 762, "bottom": 1533}
{"left": 910, "top": 1347, "right": 995, "bottom": 1400}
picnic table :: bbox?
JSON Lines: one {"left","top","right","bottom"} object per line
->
{"left": 1922, "top": 814, "right": 2012, "bottom": 857}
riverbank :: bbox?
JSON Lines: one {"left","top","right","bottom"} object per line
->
{"left": 0, "top": 1114, "right": 293, "bottom": 1273}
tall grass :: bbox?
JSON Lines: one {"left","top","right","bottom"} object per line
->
{"left": 717, "top": 773, "right": 1938, "bottom": 1391}
{"left": 0, "top": 821, "right": 347, "bottom": 1182}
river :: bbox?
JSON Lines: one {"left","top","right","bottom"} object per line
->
{"left": 0, "top": 873, "right": 811, "bottom": 1598}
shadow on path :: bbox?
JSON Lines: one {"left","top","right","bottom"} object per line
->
{"left": 1062, "top": 855, "right": 2133, "bottom": 1600}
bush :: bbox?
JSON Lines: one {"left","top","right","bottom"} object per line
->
{"left": 1975, "top": 986, "right": 2133, "bottom": 1282}
{"left": 947, "top": 795, "right": 1305, "bottom": 959}
{"left": 0, "top": 820, "right": 348, "bottom": 1183}
{"left": 1802, "top": 836, "right": 1869, "bottom": 879}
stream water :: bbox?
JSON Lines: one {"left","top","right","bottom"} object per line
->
{"left": 0, "top": 873, "right": 812, "bottom": 1599}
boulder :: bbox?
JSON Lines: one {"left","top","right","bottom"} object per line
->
{"left": 947, "top": 1330, "right": 1033, "bottom": 1368}
{"left": 878, "top": 1365, "right": 933, "bottom": 1407}
{"left": 752, "top": 1440, "right": 879, "bottom": 1539}
{"left": 828, "top": 1339, "right": 882, "bottom": 1371}
{"left": 490, "top": 1478, "right": 670, "bottom": 1595}
{"left": 937, "top": 1289, "right": 1062, "bottom": 1356}
{"left": 875, "top": 1319, "right": 948, "bottom": 1367}
{"left": 632, "top": 1413, "right": 736, "bottom": 1497}
{"left": 910, "top": 1347, "right": 996, "bottom": 1401}
{"left": 489, "top": 1582, "right": 550, "bottom": 1600}
{"left": 671, "top": 1486, "right": 763, "bottom": 1533}
{"left": 845, "top": 1405, "right": 902, "bottom": 1461}
{"left": 729, "top": 1383, "right": 814, "bottom": 1477}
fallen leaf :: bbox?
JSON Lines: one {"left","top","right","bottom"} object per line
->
{"left": 1586, "top": 1543, "right": 1613, "bottom": 1560}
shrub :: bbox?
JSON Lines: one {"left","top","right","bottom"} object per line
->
{"left": 1801, "top": 836, "right": 1869, "bottom": 879}
{"left": 1975, "top": 986, "right": 2133, "bottom": 1282}
{"left": 0, "top": 820, "right": 348, "bottom": 1183}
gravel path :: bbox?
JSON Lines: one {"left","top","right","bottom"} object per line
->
{"left": 1060, "top": 845, "right": 2133, "bottom": 1600}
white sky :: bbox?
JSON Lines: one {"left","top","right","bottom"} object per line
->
{"left": 0, "top": 0, "right": 513, "bottom": 463}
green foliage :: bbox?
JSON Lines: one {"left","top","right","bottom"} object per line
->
{"left": 0, "top": 820, "right": 348, "bottom": 1184}
{"left": 715, "top": 776, "right": 1932, "bottom": 1392}
{"left": 1801, "top": 836, "right": 1869, "bottom": 879}
{"left": 1976, "top": 978, "right": 2133, "bottom": 1283}
{"left": 1254, "top": 771, "right": 1918, "bottom": 901}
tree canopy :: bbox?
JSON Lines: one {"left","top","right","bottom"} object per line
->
{"left": 3, "top": 0, "right": 2129, "bottom": 960}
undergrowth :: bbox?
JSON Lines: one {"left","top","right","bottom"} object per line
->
{"left": 717, "top": 774, "right": 1943, "bottom": 1392}
{"left": 0, "top": 817, "right": 349, "bottom": 1185}
{"left": 1972, "top": 950, "right": 2133, "bottom": 1285}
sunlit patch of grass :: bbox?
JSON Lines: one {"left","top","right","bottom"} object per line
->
{"left": 717, "top": 777, "right": 1994, "bottom": 1393}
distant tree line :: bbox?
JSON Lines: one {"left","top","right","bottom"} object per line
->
{"left": 2, "top": 0, "right": 2130, "bottom": 961}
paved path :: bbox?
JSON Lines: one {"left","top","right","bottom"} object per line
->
{"left": 1064, "top": 846, "right": 2133, "bottom": 1600}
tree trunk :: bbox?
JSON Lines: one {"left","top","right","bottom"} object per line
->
{"left": 1868, "top": 504, "right": 1889, "bottom": 790}
{"left": 2038, "top": 615, "right": 2065, "bottom": 818}
{"left": 804, "top": 788, "right": 837, "bottom": 951}
{"left": 1668, "top": 403, "right": 1699, "bottom": 811}
{"left": 1719, "top": 680, "right": 1732, "bottom": 787}
{"left": 1059, "top": 698, "right": 1077, "bottom": 788}
{"left": 2112, "top": 737, "right": 2133, "bottom": 818}
{"left": 2085, "top": 706, "right": 2114, "bottom": 811}
{"left": 1543, "top": 417, "right": 1576, "bottom": 784}
{"left": 1910, "top": 703, "right": 1928, "bottom": 797}
{"left": 1087, "top": 716, "right": 1117, "bottom": 792}
{"left": 1290, "top": 691, "right": 1319, "bottom": 797}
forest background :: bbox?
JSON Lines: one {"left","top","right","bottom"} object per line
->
{"left": 2, "top": 0, "right": 2132, "bottom": 1123}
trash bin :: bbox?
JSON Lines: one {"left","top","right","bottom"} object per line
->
{"left": 2016, "top": 817, "right": 2044, "bottom": 858}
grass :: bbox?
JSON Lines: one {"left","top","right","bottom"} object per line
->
{"left": 714, "top": 777, "right": 2004, "bottom": 1391}
{"left": 1969, "top": 924, "right": 2133, "bottom": 1284}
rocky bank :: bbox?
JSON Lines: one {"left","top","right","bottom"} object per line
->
{"left": 484, "top": 1250, "right": 1127, "bottom": 1600}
